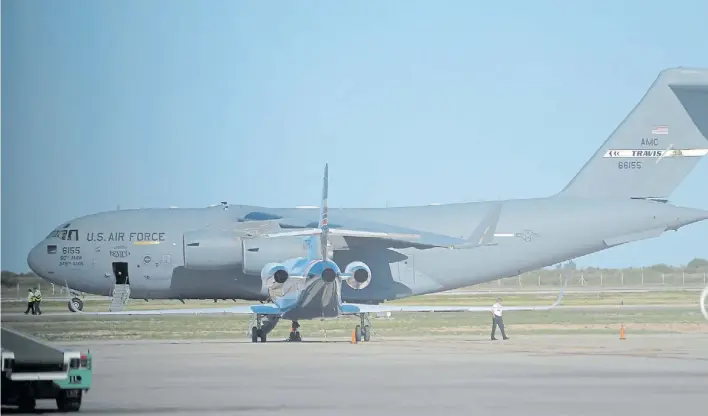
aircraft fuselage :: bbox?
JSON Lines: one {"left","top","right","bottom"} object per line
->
{"left": 27, "top": 195, "right": 707, "bottom": 303}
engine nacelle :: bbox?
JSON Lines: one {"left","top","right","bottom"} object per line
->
{"left": 300, "top": 259, "right": 340, "bottom": 283}
{"left": 183, "top": 230, "right": 244, "bottom": 270}
{"left": 344, "top": 261, "right": 372, "bottom": 290}
{"left": 261, "top": 262, "right": 289, "bottom": 285}
{"left": 242, "top": 236, "right": 309, "bottom": 275}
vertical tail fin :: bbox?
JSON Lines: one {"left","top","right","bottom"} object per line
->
{"left": 559, "top": 67, "right": 708, "bottom": 200}
{"left": 319, "top": 163, "right": 329, "bottom": 260}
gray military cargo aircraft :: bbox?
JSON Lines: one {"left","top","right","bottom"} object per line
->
{"left": 26, "top": 67, "right": 708, "bottom": 340}
{"left": 29, "top": 162, "right": 571, "bottom": 343}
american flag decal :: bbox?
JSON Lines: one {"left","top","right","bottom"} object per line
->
{"left": 651, "top": 125, "right": 668, "bottom": 135}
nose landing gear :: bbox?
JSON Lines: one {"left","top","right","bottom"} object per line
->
{"left": 68, "top": 298, "right": 84, "bottom": 312}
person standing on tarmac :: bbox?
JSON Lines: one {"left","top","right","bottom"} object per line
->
{"left": 32, "top": 287, "right": 43, "bottom": 315}
{"left": 24, "top": 289, "right": 35, "bottom": 315}
{"left": 490, "top": 297, "right": 509, "bottom": 340}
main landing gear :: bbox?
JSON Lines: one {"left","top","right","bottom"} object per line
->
{"left": 249, "top": 318, "right": 301, "bottom": 343}
{"left": 354, "top": 313, "right": 372, "bottom": 342}
{"left": 250, "top": 314, "right": 268, "bottom": 342}
{"left": 250, "top": 314, "right": 281, "bottom": 343}
{"left": 288, "top": 321, "right": 302, "bottom": 342}
{"left": 248, "top": 314, "right": 373, "bottom": 343}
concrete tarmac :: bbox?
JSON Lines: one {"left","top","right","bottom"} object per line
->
{"left": 5, "top": 334, "right": 708, "bottom": 415}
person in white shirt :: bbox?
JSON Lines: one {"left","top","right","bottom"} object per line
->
{"left": 490, "top": 297, "right": 509, "bottom": 340}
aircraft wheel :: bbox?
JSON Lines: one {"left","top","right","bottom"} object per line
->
{"left": 363, "top": 325, "right": 371, "bottom": 342}
{"left": 355, "top": 325, "right": 362, "bottom": 342}
{"left": 251, "top": 327, "right": 259, "bottom": 343}
{"left": 288, "top": 331, "right": 302, "bottom": 342}
{"left": 259, "top": 331, "right": 267, "bottom": 343}
{"left": 68, "top": 298, "right": 84, "bottom": 312}
{"left": 56, "top": 389, "right": 82, "bottom": 411}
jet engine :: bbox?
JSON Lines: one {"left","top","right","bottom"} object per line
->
{"left": 300, "top": 260, "right": 339, "bottom": 283}
{"left": 261, "top": 262, "right": 289, "bottom": 289}
{"left": 344, "top": 261, "right": 372, "bottom": 290}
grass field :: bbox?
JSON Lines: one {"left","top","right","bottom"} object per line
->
{"left": 0, "top": 286, "right": 702, "bottom": 313}
{"left": 3, "top": 289, "right": 706, "bottom": 342}
{"left": 3, "top": 269, "right": 707, "bottom": 299}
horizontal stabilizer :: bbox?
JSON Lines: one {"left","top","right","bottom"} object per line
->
{"left": 603, "top": 227, "right": 666, "bottom": 248}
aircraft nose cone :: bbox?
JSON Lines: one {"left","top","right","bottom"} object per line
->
{"left": 27, "top": 243, "right": 43, "bottom": 276}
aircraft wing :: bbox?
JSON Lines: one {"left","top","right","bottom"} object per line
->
{"left": 261, "top": 203, "right": 504, "bottom": 250}
{"left": 257, "top": 227, "right": 461, "bottom": 249}
{"left": 65, "top": 304, "right": 283, "bottom": 316}
{"left": 341, "top": 270, "right": 569, "bottom": 314}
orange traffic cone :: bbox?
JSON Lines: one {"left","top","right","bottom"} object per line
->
{"left": 351, "top": 329, "right": 357, "bottom": 344}
{"left": 619, "top": 323, "right": 626, "bottom": 340}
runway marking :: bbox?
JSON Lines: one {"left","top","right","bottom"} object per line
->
{"left": 700, "top": 285, "right": 708, "bottom": 321}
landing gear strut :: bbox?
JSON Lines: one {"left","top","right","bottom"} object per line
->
{"left": 248, "top": 315, "right": 280, "bottom": 343}
{"left": 354, "top": 313, "right": 372, "bottom": 342}
{"left": 250, "top": 314, "right": 267, "bottom": 343}
{"left": 288, "top": 320, "right": 302, "bottom": 342}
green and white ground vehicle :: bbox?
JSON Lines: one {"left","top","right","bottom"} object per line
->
{"left": 2, "top": 327, "right": 93, "bottom": 412}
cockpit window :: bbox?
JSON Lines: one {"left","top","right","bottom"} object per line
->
{"left": 47, "top": 245, "right": 57, "bottom": 254}
{"left": 46, "top": 224, "right": 79, "bottom": 241}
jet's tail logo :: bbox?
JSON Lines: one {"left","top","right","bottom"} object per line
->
{"left": 559, "top": 68, "right": 708, "bottom": 200}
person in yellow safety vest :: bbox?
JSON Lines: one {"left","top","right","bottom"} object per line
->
{"left": 32, "top": 287, "right": 43, "bottom": 315}
{"left": 24, "top": 289, "right": 35, "bottom": 314}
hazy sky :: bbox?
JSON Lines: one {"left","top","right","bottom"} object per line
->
{"left": 2, "top": 0, "right": 707, "bottom": 273}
